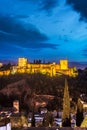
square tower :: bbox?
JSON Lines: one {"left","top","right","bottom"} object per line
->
{"left": 18, "top": 58, "right": 27, "bottom": 67}
{"left": 60, "top": 60, "right": 68, "bottom": 70}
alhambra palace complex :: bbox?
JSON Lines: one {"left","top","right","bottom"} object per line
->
{"left": 0, "top": 58, "right": 78, "bottom": 77}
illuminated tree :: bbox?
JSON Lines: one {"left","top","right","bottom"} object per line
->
{"left": 62, "top": 79, "right": 71, "bottom": 127}
{"left": 81, "top": 116, "right": 87, "bottom": 127}
{"left": 43, "top": 112, "right": 54, "bottom": 127}
{"left": 20, "top": 115, "right": 28, "bottom": 127}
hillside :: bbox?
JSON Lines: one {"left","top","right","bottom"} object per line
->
{"left": 0, "top": 76, "right": 55, "bottom": 111}
{"left": 0, "top": 70, "right": 87, "bottom": 112}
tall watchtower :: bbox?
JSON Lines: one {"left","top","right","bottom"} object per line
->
{"left": 18, "top": 58, "right": 27, "bottom": 67}
{"left": 60, "top": 60, "right": 68, "bottom": 70}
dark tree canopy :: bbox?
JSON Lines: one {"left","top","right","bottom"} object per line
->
{"left": 76, "top": 98, "right": 84, "bottom": 127}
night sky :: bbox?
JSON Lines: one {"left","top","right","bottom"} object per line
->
{"left": 0, "top": 0, "right": 87, "bottom": 68}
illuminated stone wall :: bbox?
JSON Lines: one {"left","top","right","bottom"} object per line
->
{"left": 0, "top": 58, "right": 78, "bottom": 77}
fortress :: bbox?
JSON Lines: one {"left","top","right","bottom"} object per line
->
{"left": 0, "top": 58, "right": 78, "bottom": 77}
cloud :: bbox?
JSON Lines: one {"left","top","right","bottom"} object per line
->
{"left": 66, "top": 0, "right": 87, "bottom": 21}
{"left": 13, "top": 15, "right": 29, "bottom": 19}
{"left": 38, "top": 0, "right": 58, "bottom": 13}
{"left": 19, "top": 0, "right": 58, "bottom": 14}
{"left": 0, "top": 15, "right": 58, "bottom": 49}
{"left": 26, "top": 42, "right": 58, "bottom": 49}
{"left": 83, "top": 47, "right": 87, "bottom": 57}
{"left": 0, "top": 43, "right": 23, "bottom": 55}
{"left": 0, "top": 15, "right": 48, "bottom": 41}
{"left": 0, "top": 43, "right": 25, "bottom": 62}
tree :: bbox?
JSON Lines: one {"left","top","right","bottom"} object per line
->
{"left": 20, "top": 112, "right": 28, "bottom": 127}
{"left": 76, "top": 98, "right": 84, "bottom": 127}
{"left": 43, "top": 112, "right": 54, "bottom": 127}
{"left": 81, "top": 115, "right": 87, "bottom": 127}
{"left": 31, "top": 106, "right": 35, "bottom": 127}
{"left": 62, "top": 79, "right": 71, "bottom": 127}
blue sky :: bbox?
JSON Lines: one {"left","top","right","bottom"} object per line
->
{"left": 0, "top": 0, "right": 87, "bottom": 67}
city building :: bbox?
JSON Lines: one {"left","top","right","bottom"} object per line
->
{"left": 13, "top": 100, "right": 19, "bottom": 113}
{"left": 0, "top": 57, "right": 78, "bottom": 77}
{"left": 0, "top": 63, "right": 3, "bottom": 68}
{"left": 0, "top": 118, "right": 11, "bottom": 130}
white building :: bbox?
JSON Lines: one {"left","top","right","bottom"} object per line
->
{"left": 0, "top": 118, "right": 11, "bottom": 130}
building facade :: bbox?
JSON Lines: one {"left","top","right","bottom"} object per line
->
{"left": 11, "top": 58, "right": 78, "bottom": 77}
{"left": 0, "top": 58, "right": 78, "bottom": 77}
{"left": 13, "top": 100, "right": 19, "bottom": 113}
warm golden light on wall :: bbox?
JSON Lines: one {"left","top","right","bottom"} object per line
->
{"left": 0, "top": 57, "right": 78, "bottom": 77}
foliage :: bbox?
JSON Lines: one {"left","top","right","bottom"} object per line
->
{"left": 0, "top": 63, "right": 11, "bottom": 71}
{"left": 10, "top": 116, "right": 21, "bottom": 128}
{"left": 31, "top": 107, "right": 35, "bottom": 127}
{"left": 20, "top": 115, "right": 28, "bottom": 127}
{"left": 77, "top": 98, "right": 83, "bottom": 112}
{"left": 62, "top": 117, "right": 71, "bottom": 127}
{"left": 1, "top": 69, "right": 87, "bottom": 113}
{"left": 81, "top": 116, "right": 87, "bottom": 128}
{"left": 10, "top": 115, "right": 28, "bottom": 128}
{"left": 0, "top": 73, "right": 66, "bottom": 110}
{"left": 43, "top": 112, "right": 54, "bottom": 127}
{"left": 76, "top": 98, "right": 84, "bottom": 127}
{"left": 47, "top": 97, "right": 62, "bottom": 111}
{"left": 62, "top": 79, "right": 71, "bottom": 127}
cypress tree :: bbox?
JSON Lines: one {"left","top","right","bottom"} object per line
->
{"left": 81, "top": 116, "right": 87, "bottom": 127}
{"left": 76, "top": 98, "right": 84, "bottom": 127}
{"left": 62, "top": 79, "right": 71, "bottom": 127}
{"left": 31, "top": 107, "right": 35, "bottom": 127}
